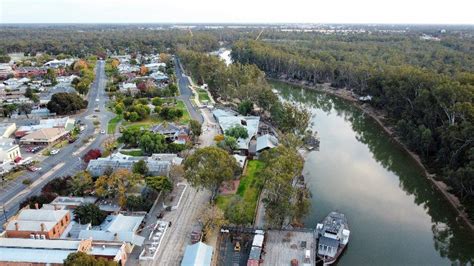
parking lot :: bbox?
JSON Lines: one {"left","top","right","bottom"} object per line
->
{"left": 217, "top": 228, "right": 254, "bottom": 266}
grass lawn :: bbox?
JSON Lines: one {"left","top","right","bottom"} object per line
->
{"left": 122, "top": 99, "right": 191, "bottom": 130}
{"left": 122, "top": 117, "right": 158, "bottom": 130}
{"left": 198, "top": 89, "right": 210, "bottom": 102}
{"left": 107, "top": 115, "right": 123, "bottom": 134}
{"left": 175, "top": 100, "right": 191, "bottom": 123}
{"left": 120, "top": 150, "right": 144, "bottom": 156}
{"left": 5, "top": 170, "right": 25, "bottom": 181}
{"left": 216, "top": 160, "right": 265, "bottom": 224}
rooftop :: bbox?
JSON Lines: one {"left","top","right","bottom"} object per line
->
{"left": 212, "top": 109, "right": 260, "bottom": 150}
{"left": 261, "top": 230, "right": 316, "bottom": 266}
{"left": 50, "top": 196, "right": 97, "bottom": 208}
{"left": 256, "top": 134, "right": 279, "bottom": 152}
{"left": 181, "top": 242, "right": 213, "bottom": 266}
{"left": 21, "top": 127, "right": 67, "bottom": 141}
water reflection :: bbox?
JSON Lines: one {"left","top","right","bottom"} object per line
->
{"left": 272, "top": 81, "right": 474, "bottom": 265}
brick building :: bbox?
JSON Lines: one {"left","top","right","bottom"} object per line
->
{"left": 5, "top": 209, "right": 71, "bottom": 239}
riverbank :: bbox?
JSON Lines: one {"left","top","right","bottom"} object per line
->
{"left": 271, "top": 78, "right": 474, "bottom": 231}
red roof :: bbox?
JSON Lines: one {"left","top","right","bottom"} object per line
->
{"left": 247, "top": 259, "right": 259, "bottom": 266}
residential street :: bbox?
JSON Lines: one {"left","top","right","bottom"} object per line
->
{"left": 0, "top": 60, "right": 114, "bottom": 226}
{"left": 174, "top": 58, "right": 203, "bottom": 123}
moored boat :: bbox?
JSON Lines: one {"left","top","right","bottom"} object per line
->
{"left": 316, "top": 212, "right": 350, "bottom": 265}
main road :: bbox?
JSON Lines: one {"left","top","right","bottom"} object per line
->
{"left": 0, "top": 60, "right": 114, "bottom": 225}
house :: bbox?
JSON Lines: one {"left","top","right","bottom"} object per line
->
{"left": 86, "top": 153, "right": 179, "bottom": 177}
{"left": 0, "top": 238, "right": 128, "bottom": 265}
{"left": 15, "top": 117, "right": 75, "bottom": 138}
{"left": 144, "top": 63, "right": 166, "bottom": 72}
{"left": 78, "top": 214, "right": 145, "bottom": 250}
{"left": 212, "top": 109, "right": 260, "bottom": 153}
{"left": 43, "top": 59, "right": 75, "bottom": 68}
{"left": 14, "top": 67, "right": 47, "bottom": 78}
{"left": 181, "top": 242, "right": 213, "bottom": 266}
{"left": 0, "top": 138, "right": 21, "bottom": 163}
{"left": 0, "top": 123, "right": 16, "bottom": 138}
{"left": 256, "top": 134, "right": 279, "bottom": 154}
{"left": 150, "top": 123, "right": 190, "bottom": 143}
{"left": 5, "top": 209, "right": 71, "bottom": 239}
{"left": 149, "top": 71, "right": 168, "bottom": 81}
{"left": 119, "top": 82, "right": 139, "bottom": 95}
{"left": 19, "top": 127, "right": 69, "bottom": 145}
{"left": 48, "top": 196, "right": 98, "bottom": 210}
{"left": 0, "top": 63, "right": 14, "bottom": 79}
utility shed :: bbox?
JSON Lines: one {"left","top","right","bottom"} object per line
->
{"left": 181, "top": 241, "right": 213, "bottom": 266}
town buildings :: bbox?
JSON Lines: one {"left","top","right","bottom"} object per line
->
{"left": 0, "top": 238, "right": 128, "bottom": 265}
{"left": 5, "top": 209, "right": 71, "bottom": 239}
{"left": 86, "top": 152, "right": 180, "bottom": 177}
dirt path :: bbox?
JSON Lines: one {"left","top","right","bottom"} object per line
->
{"left": 273, "top": 78, "right": 474, "bottom": 232}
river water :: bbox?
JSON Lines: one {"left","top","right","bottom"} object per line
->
{"left": 215, "top": 49, "right": 474, "bottom": 265}
{"left": 272, "top": 81, "right": 474, "bottom": 265}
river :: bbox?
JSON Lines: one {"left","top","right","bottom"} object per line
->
{"left": 215, "top": 49, "right": 474, "bottom": 265}
{"left": 272, "top": 81, "right": 474, "bottom": 265}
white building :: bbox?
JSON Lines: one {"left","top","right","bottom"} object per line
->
{"left": 0, "top": 138, "right": 21, "bottom": 163}
{"left": 86, "top": 153, "right": 180, "bottom": 177}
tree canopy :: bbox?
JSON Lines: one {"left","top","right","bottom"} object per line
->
{"left": 183, "top": 147, "right": 240, "bottom": 199}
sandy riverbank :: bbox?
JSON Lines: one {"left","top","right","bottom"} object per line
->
{"left": 272, "top": 78, "right": 474, "bottom": 231}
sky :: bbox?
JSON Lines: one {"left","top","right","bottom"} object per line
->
{"left": 1, "top": 0, "right": 473, "bottom": 24}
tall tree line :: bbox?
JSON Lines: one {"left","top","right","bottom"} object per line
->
{"left": 232, "top": 39, "right": 474, "bottom": 217}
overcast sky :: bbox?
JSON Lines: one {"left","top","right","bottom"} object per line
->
{"left": 1, "top": 0, "right": 473, "bottom": 24}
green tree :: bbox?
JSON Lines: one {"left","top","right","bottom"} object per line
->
{"left": 225, "top": 125, "right": 248, "bottom": 139}
{"left": 73, "top": 203, "right": 107, "bottom": 225}
{"left": 146, "top": 176, "right": 173, "bottom": 193}
{"left": 132, "top": 160, "right": 149, "bottom": 176}
{"left": 183, "top": 147, "right": 239, "bottom": 199}
{"left": 70, "top": 171, "right": 94, "bottom": 196}
{"left": 47, "top": 92, "right": 87, "bottom": 115}
{"left": 45, "top": 68, "right": 57, "bottom": 85}
{"left": 64, "top": 252, "right": 116, "bottom": 266}
{"left": 189, "top": 119, "right": 202, "bottom": 141}
{"left": 2, "top": 104, "right": 17, "bottom": 118}
{"left": 238, "top": 100, "right": 252, "bottom": 115}
{"left": 17, "top": 103, "right": 32, "bottom": 118}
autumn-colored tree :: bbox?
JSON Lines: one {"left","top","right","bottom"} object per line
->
{"left": 83, "top": 149, "right": 102, "bottom": 163}
{"left": 73, "top": 59, "right": 88, "bottom": 71}
{"left": 200, "top": 204, "right": 227, "bottom": 241}
{"left": 139, "top": 65, "right": 148, "bottom": 76}
{"left": 94, "top": 169, "right": 142, "bottom": 207}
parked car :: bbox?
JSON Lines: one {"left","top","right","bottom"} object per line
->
{"left": 50, "top": 149, "right": 60, "bottom": 155}
{"left": 100, "top": 130, "right": 106, "bottom": 134}
{"left": 27, "top": 166, "right": 41, "bottom": 172}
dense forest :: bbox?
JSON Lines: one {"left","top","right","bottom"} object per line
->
{"left": 0, "top": 25, "right": 220, "bottom": 56}
{"left": 231, "top": 33, "right": 474, "bottom": 218}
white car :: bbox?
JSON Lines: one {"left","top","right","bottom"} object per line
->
{"left": 50, "top": 149, "right": 60, "bottom": 155}
{"left": 96, "top": 98, "right": 100, "bottom": 102}
{"left": 100, "top": 130, "right": 106, "bottom": 134}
